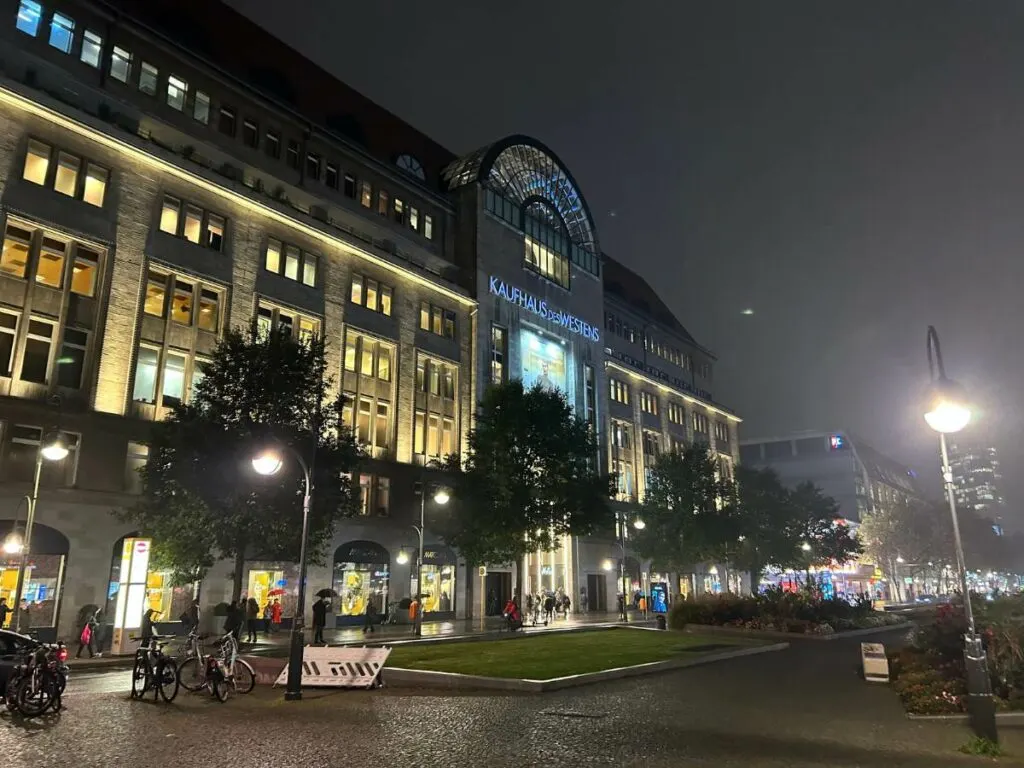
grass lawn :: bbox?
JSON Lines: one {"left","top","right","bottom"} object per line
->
{"left": 386, "top": 629, "right": 761, "bottom": 680}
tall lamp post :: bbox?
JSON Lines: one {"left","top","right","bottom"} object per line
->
{"left": 11, "top": 431, "right": 68, "bottom": 634}
{"left": 252, "top": 444, "right": 311, "bottom": 702}
{"left": 925, "top": 325, "right": 997, "bottom": 742}
{"left": 412, "top": 481, "right": 449, "bottom": 637}
{"left": 616, "top": 512, "right": 644, "bottom": 622}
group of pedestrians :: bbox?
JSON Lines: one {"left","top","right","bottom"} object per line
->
{"left": 223, "top": 596, "right": 283, "bottom": 644}
{"left": 524, "top": 591, "right": 571, "bottom": 625}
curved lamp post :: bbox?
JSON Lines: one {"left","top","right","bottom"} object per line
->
{"left": 412, "top": 481, "right": 449, "bottom": 637}
{"left": 252, "top": 443, "right": 311, "bottom": 702}
{"left": 925, "top": 325, "right": 996, "bottom": 742}
{"left": 11, "top": 430, "right": 68, "bottom": 633}
{"left": 617, "top": 514, "right": 644, "bottom": 621}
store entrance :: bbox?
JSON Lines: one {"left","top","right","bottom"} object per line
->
{"left": 484, "top": 572, "right": 511, "bottom": 615}
{"left": 587, "top": 573, "right": 606, "bottom": 612}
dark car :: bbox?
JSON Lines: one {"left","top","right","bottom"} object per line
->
{"left": 0, "top": 630, "right": 40, "bottom": 689}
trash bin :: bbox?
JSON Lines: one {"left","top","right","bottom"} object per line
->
{"left": 656, "top": 615, "right": 666, "bottom": 630}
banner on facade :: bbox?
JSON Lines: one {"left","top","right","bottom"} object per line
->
{"left": 274, "top": 646, "right": 391, "bottom": 689}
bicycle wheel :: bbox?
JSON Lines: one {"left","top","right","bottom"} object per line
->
{"left": 15, "top": 676, "right": 55, "bottom": 717}
{"left": 5, "top": 672, "right": 22, "bottom": 711}
{"left": 156, "top": 659, "right": 179, "bottom": 703}
{"left": 211, "top": 675, "right": 230, "bottom": 702}
{"left": 230, "top": 659, "right": 255, "bottom": 694}
{"left": 177, "top": 656, "right": 206, "bottom": 692}
{"left": 130, "top": 656, "right": 149, "bottom": 700}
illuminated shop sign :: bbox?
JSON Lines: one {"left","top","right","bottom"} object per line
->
{"left": 488, "top": 276, "right": 600, "bottom": 342}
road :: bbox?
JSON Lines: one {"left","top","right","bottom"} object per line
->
{"left": 5, "top": 631, "right": 1024, "bottom": 767}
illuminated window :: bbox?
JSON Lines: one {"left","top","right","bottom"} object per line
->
{"left": 265, "top": 239, "right": 281, "bottom": 273}
{"left": 360, "top": 181, "right": 372, "bottom": 208}
{"left": 424, "top": 215, "right": 434, "bottom": 240}
{"left": 375, "top": 403, "right": 389, "bottom": 449}
{"left": 360, "top": 340, "right": 374, "bottom": 377}
{"left": 159, "top": 197, "right": 180, "bottom": 234}
{"left": 193, "top": 91, "right": 210, "bottom": 124}
{"left": 350, "top": 274, "right": 362, "bottom": 305}
{"left": 692, "top": 412, "right": 709, "bottom": 434}
{"left": 429, "top": 362, "right": 440, "bottom": 396}
{"left": 350, "top": 274, "right": 392, "bottom": 315}
{"left": 162, "top": 352, "right": 187, "bottom": 407}
{"left": 70, "top": 247, "right": 98, "bottom": 297}
{"left": 409, "top": 206, "right": 419, "bottom": 231}
{"left": 442, "top": 417, "right": 455, "bottom": 455}
{"left": 416, "top": 357, "right": 426, "bottom": 392}
{"left": 205, "top": 215, "right": 225, "bottom": 252}
{"left": 125, "top": 442, "right": 149, "bottom": 494}
{"left": 640, "top": 391, "right": 659, "bottom": 416}
{"left": 377, "top": 190, "right": 389, "bottom": 217}
{"left": 166, "top": 75, "right": 187, "bottom": 111}
{"left": 524, "top": 236, "right": 569, "bottom": 289}
{"left": 714, "top": 422, "right": 730, "bottom": 443}
{"left": 413, "top": 411, "right": 425, "bottom": 455}
{"left": 356, "top": 398, "right": 371, "bottom": 444}
{"left": 110, "top": 46, "right": 131, "bottom": 83}
{"left": 182, "top": 206, "right": 202, "bottom": 244}
{"left": 377, "top": 346, "right": 391, "bottom": 382}
{"left": 48, "top": 12, "right": 74, "bottom": 53}
{"left": 490, "top": 325, "right": 506, "bottom": 384}
{"left": 343, "top": 332, "right": 356, "bottom": 372}
{"left": 609, "top": 378, "right": 630, "bottom": 405}
{"left": 170, "top": 280, "right": 193, "bottom": 325}
{"left": 419, "top": 302, "right": 455, "bottom": 339}
{"left": 284, "top": 245, "right": 299, "bottom": 280}
{"left": 442, "top": 367, "right": 455, "bottom": 400}
{"left": 393, "top": 198, "right": 404, "bottom": 224}
{"left": 35, "top": 237, "right": 65, "bottom": 288}
{"left": 16, "top": 1, "right": 42, "bottom": 36}
{"left": 0, "top": 312, "right": 17, "bottom": 376}
{"left": 298, "top": 318, "right": 318, "bottom": 345}
{"left": 427, "top": 414, "right": 440, "bottom": 456}
{"left": 83, "top": 164, "right": 107, "bottom": 207}
{"left": 139, "top": 62, "right": 158, "bottom": 96}
{"left": 365, "top": 279, "right": 378, "bottom": 312}
{"left": 144, "top": 271, "right": 166, "bottom": 317}
{"left": 22, "top": 139, "right": 49, "bottom": 185}
{"left": 263, "top": 240, "right": 317, "bottom": 285}
{"left": 20, "top": 318, "right": 54, "bottom": 383}
{"left": 0, "top": 225, "right": 31, "bottom": 279}
{"left": 380, "top": 285, "right": 392, "bottom": 316}
{"left": 79, "top": 30, "right": 103, "bottom": 67}
{"left": 302, "top": 254, "right": 316, "bottom": 287}
{"left": 53, "top": 152, "right": 79, "bottom": 197}
{"left": 198, "top": 289, "right": 219, "bottom": 332}
{"left": 132, "top": 346, "right": 159, "bottom": 403}
{"left": 56, "top": 328, "right": 88, "bottom": 389}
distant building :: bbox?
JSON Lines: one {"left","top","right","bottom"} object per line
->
{"left": 739, "top": 430, "right": 924, "bottom": 524}
{"left": 946, "top": 438, "right": 1006, "bottom": 534}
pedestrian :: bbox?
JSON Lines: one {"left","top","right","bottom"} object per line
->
{"left": 185, "top": 598, "right": 200, "bottom": 633}
{"left": 223, "top": 600, "right": 242, "bottom": 641}
{"left": 580, "top": 587, "right": 588, "bottom": 614}
{"left": 563, "top": 594, "right": 571, "bottom": 618}
{"left": 503, "top": 594, "right": 521, "bottom": 631}
{"left": 639, "top": 594, "right": 648, "bottom": 619}
{"left": 76, "top": 609, "right": 99, "bottom": 658}
{"left": 0, "top": 598, "right": 10, "bottom": 629}
{"left": 312, "top": 595, "right": 327, "bottom": 644}
{"left": 140, "top": 608, "right": 157, "bottom": 649}
{"left": 440, "top": 591, "right": 451, "bottom": 612}
{"left": 270, "top": 599, "right": 282, "bottom": 634}
{"left": 245, "top": 597, "right": 260, "bottom": 644}
{"left": 408, "top": 594, "right": 420, "bottom": 633}
{"left": 20, "top": 600, "right": 30, "bottom": 629}
{"left": 525, "top": 594, "right": 534, "bottom": 623}
{"left": 263, "top": 601, "right": 273, "bottom": 635}
{"left": 363, "top": 594, "right": 377, "bottom": 635}
{"left": 544, "top": 593, "right": 555, "bottom": 624}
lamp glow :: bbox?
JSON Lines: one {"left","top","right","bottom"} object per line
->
{"left": 396, "top": 550, "right": 409, "bottom": 565}
{"left": 923, "top": 378, "right": 971, "bottom": 434}
{"left": 896, "top": 555, "right": 905, "bottom": 564}
{"left": 801, "top": 541, "right": 812, "bottom": 552}
{"left": 633, "top": 518, "right": 646, "bottom": 530}
{"left": 602, "top": 559, "right": 613, "bottom": 572}
{"left": 3, "top": 533, "right": 23, "bottom": 555}
{"left": 251, "top": 450, "right": 284, "bottom": 476}
{"left": 40, "top": 431, "right": 68, "bottom": 461}
{"left": 433, "top": 489, "right": 450, "bottom": 505}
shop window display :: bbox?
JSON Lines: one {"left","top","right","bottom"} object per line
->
{"left": 246, "top": 564, "right": 299, "bottom": 620}
{"left": 332, "top": 541, "right": 390, "bottom": 620}
{"left": 0, "top": 553, "right": 63, "bottom": 629}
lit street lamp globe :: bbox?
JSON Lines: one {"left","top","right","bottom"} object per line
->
{"left": 433, "top": 488, "right": 450, "bottom": 505}
{"left": 633, "top": 518, "right": 646, "bottom": 530}
{"left": 251, "top": 449, "right": 284, "bottom": 476}
{"left": 923, "top": 378, "right": 970, "bottom": 434}
{"left": 40, "top": 431, "right": 68, "bottom": 461}
{"left": 3, "top": 533, "right": 23, "bottom": 555}
{"left": 396, "top": 550, "right": 409, "bottom": 565}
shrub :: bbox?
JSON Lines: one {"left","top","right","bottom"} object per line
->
{"left": 892, "top": 667, "right": 965, "bottom": 714}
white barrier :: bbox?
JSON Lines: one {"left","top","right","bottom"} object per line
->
{"left": 274, "top": 646, "right": 391, "bottom": 689}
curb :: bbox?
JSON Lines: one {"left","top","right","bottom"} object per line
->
{"left": 383, "top": 641, "right": 789, "bottom": 693}
{"left": 682, "top": 623, "right": 914, "bottom": 642}
{"left": 907, "top": 712, "right": 1024, "bottom": 722}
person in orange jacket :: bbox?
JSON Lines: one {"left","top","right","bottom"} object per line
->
{"left": 408, "top": 594, "right": 420, "bottom": 633}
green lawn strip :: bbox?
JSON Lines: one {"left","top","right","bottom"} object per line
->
{"left": 386, "top": 630, "right": 760, "bottom": 680}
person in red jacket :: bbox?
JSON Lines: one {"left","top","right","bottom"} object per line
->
{"left": 503, "top": 595, "right": 521, "bottom": 631}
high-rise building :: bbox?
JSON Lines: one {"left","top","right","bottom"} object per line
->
{"left": 946, "top": 437, "right": 1006, "bottom": 534}
{"left": 0, "top": 0, "right": 742, "bottom": 639}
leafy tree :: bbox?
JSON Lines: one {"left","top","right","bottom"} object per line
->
{"left": 788, "top": 481, "right": 862, "bottom": 572}
{"left": 731, "top": 465, "right": 805, "bottom": 591}
{"left": 438, "top": 381, "right": 613, "bottom": 590}
{"left": 118, "top": 327, "right": 360, "bottom": 600}
{"left": 859, "top": 500, "right": 949, "bottom": 601}
{"left": 632, "top": 445, "right": 737, "bottom": 573}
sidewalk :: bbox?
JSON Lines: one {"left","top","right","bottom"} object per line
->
{"left": 67, "top": 611, "right": 654, "bottom": 671}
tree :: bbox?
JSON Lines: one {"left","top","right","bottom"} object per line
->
{"left": 118, "top": 327, "right": 360, "bottom": 600}
{"left": 730, "top": 465, "right": 805, "bottom": 591}
{"left": 859, "top": 500, "right": 949, "bottom": 601}
{"left": 632, "top": 445, "right": 737, "bottom": 573}
{"left": 438, "top": 381, "right": 613, "bottom": 588}
{"left": 788, "top": 481, "right": 862, "bottom": 572}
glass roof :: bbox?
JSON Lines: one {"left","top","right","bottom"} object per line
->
{"left": 443, "top": 135, "right": 599, "bottom": 254}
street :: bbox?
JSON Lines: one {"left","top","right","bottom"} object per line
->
{"left": 6, "top": 630, "right": 1024, "bottom": 767}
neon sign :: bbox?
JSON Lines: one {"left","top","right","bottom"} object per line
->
{"left": 488, "top": 276, "right": 600, "bottom": 342}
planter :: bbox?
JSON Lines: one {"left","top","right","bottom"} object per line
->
{"left": 683, "top": 622, "right": 914, "bottom": 642}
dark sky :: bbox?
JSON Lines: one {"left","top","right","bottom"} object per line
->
{"left": 232, "top": 1, "right": 1024, "bottom": 520}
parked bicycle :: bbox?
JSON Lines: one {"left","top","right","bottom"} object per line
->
{"left": 6, "top": 641, "right": 69, "bottom": 717}
{"left": 130, "top": 635, "right": 179, "bottom": 703}
{"left": 177, "top": 631, "right": 254, "bottom": 702}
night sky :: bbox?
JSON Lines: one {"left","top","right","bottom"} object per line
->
{"left": 232, "top": 1, "right": 1024, "bottom": 523}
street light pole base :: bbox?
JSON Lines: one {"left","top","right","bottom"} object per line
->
{"left": 284, "top": 691, "right": 303, "bottom": 702}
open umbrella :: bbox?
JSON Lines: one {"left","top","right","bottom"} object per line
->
{"left": 315, "top": 588, "right": 338, "bottom": 599}
{"left": 268, "top": 588, "right": 287, "bottom": 597}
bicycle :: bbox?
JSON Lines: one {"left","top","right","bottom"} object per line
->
{"left": 130, "top": 635, "right": 179, "bottom": 703}
{"left": 8, "top": 642, "right": 68, "bottom": 716}
{"left": 176, "top": 632, "right": 254, "bottom": 700}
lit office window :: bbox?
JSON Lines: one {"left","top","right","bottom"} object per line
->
{"left": 48, "top": 13, "right": 74, "bottom": 54}
{"left": 80, "top": 30, "right": 102, "bottom": 67}
{"left": 110, "top": 46, "right": 132, "bottom": 83}
{"left": 82, "top": 164, "right": 107, "bottom": 207}
{"left": 424, "top": 215, "right": 434, "bottom": 240}
{"left": 166, "top": 75, "right": 188, "bottom": 111}
{"left": 22, "top": 139, "right": 50, "bottom": 185}
{"left": 16, "top": 1, "right": 42, "bottom": 36}
{"left": 70, "top": 247, "right": 98, "bottom": 297}
{"left": 0, "top": 225, "right": 31, "bottom": 279}
{"left": 35, "top": 236, "right": 65, "bottom": 288}
{"left": 193, "top": 91, "right": 210, "bottom": 125}
{"left": 0, "top": 312, "right": 18, "bottom": 376}
{"left": 139, "top": 62, "right": 158, "bottom": 96}
{"left": 53, "top": 152, "right": 79, "bottom": 197}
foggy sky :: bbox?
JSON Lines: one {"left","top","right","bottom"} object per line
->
{"left": 230, "top": 1, "right": 1024, "bottom": 522}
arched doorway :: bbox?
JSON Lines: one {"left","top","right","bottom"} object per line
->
{"left": 0, "top": 520, "right": 69, "bottom": 640}
{"left": 332, "top": 540, "right": 390, "bottom": 626}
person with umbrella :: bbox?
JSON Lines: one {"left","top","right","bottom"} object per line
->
{"left": 312, "top": 588, "right": 334, "bottom": 645}
{"left": 266, "top": 588, "right": 286, "bottom": 635}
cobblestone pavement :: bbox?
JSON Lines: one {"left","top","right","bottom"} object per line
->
{"left": 7, "top": 630, "right": 1024, "bottom": 767}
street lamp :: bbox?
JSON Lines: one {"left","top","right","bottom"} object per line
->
{"left": 412, "top": 481, "right": 449, "bottom": 637}
{"left": 11, "top": 430, "right": 67, "bottom": 633}
{"left": 396, "top": 549, "right": 409, "bottom": 566}
{"left": 616, "top": 513, "right": 644, "bottom": 622}
{"left": 925, "top": 325, "right": 996, "bottom": 742}
{"left": 251, "top": 443, "right": 311, "bottom": 702}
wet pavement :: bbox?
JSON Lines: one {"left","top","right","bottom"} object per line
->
{"left": 7, "top": 628, "right": 1024, "bottom": 767}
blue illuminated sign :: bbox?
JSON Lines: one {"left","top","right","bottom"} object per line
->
{"left": 488, "top": 276, "right": 600, "bottom": 342}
